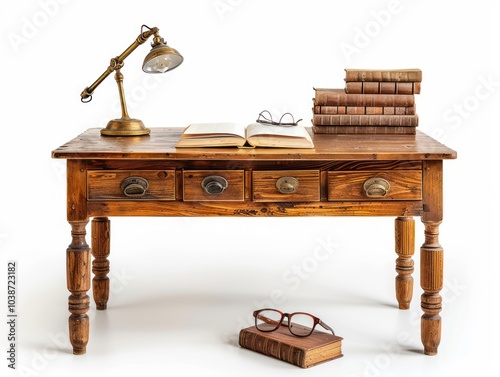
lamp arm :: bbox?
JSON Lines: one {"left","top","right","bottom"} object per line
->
{"left": 80, "top": 25, "right": 159, "bottom": 102}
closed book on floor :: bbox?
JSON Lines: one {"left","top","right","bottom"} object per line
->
{"left": 239, "top": 325, "right": 343, "bottom": 368}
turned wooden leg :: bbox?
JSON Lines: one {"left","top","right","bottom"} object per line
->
{"left": 395, "top": 216, "right": 415, "bottom": 310}
{"left": 91, "top": 217, "right": 110, "bottom": 310}
{"left": 67, "top": 221, "right": 91, "bottom": 355}
{"left": 420, "top": 221, "right": 443, "bottom": 356}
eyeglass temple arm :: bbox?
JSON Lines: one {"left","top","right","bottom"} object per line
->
{"left": 279, "top": 112, "right": 302, "bottom": 125}
{"left": 319, "top": 320, "right": 335, "bottom": 336}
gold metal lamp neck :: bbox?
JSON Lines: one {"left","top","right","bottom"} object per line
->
{"left": 80, "top": 25, "right": 183, "bottom": 136}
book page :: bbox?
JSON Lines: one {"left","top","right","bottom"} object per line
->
{"left": 246, "top": 123, "right": 311, "bottom": 139}
{"left": 245, "top": 123, "right": 314, "bottom": 148}
{"left": 182, "top": 123, "right": 246, "bottom": 139}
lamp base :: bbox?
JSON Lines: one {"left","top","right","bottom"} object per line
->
{"left": 101, "top": 118, "right": 150, "bottom": 136}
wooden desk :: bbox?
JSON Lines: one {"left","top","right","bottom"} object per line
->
{"left": 52, "top": 128, "right": 456, "bottom": 356}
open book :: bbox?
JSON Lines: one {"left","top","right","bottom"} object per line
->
{"left": 175, "top": 122, "right": 314, "bottom": 148}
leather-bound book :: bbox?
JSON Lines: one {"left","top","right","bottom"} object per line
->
{"left": 239, "top": 325, "right": 343, "bottom": 368}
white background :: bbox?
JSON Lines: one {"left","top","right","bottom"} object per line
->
{"left": 1, "top": 0, "right": 499, "bottom": 376}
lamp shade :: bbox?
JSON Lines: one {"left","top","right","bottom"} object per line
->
{"left": 142, "top": 43, "right": 183, "bottom": 73}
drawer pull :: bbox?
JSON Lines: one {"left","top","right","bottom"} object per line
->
{"left": 120, "top": 177, "right": 149, "bottom": 197}
{"left": 201, "top": 175, "right": 228, "bottom": 195}
{"left": 363, "top": 178, "right": 390, "bottom": 197}
{"left": 276, "top": 177, "right": 299, "bottom": 194}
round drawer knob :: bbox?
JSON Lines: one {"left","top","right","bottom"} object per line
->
{"left": 120, "top": 177, "right": 149, "bottom": 197}
{"left": 201, "top": 175, "right": 228, "bottom": 194}
{"left": 276, "top": 177, "right": 299, "bottom": 194}
{"left": 363, "top": 177, "right": 390, "bottom": 197}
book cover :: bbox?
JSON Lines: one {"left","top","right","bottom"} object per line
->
{"left": 239, "top": 325, "right": 343, "bottom": 368}
{"left": 312, "top": 114, "right": 419, "bottom": 127}
{"left": 314, "top": 105, "right": 416, "bottom": 115}
{"left": 312, "top": 125, "right": 416, "bottom": 135}
{"left": 344, "top": 68, "right": 422, "bottom": 82}
{"left": 345, "top": 81, "right": 421, "bottom": 95}
{"left": 175, "top": 122, "right": 314, "bottom": 149}
{"left": 314, "top": 88, "right": 415, "bottom": 107}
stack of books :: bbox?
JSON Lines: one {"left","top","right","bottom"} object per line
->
{"left": 312, "top": 68, "right": 422, "bottom": 135}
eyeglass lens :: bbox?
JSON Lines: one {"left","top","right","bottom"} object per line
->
{"left": 255, "top": 309, "right": 315, "bottom": 336}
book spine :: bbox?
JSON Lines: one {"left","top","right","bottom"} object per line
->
{"left": 345, "top": 81, "right": 421, "bottom": 95}
{"left": 314, "top": 91, "right": 415, "bottom": 107}
{"left": 344, "top": 69, "right": 422, "bottom": 82}
{"left": 239, "top": 330, "right": 306, "bottom": 368}
{"left": 312, "top": 114, "right": 419, "bottom": 127}
{"left": 314, "top": 106, "right": 416, "bottom": 115}
{"left": 312, "top": 125, "right": 416, "bottom": 135}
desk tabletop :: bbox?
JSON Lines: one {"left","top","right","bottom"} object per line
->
{"left": 52, "top": 127, "right": 457, "bottom": 161}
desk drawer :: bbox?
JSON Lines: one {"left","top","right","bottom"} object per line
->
{"left": 252, "top": 170, "right": 320, "bottom": 202}
{"left": 88, "top": 170, "right": 175, "bottom": 200}
{"left": 183, "top": 170, "right": 244, "bottom": 201}
{"left": 327, "top": 171, "right": 422, "bottom": 200}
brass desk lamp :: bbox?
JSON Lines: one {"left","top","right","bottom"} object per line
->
{"left": 81, "top": 25, "right": 183, "bottom": 136}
